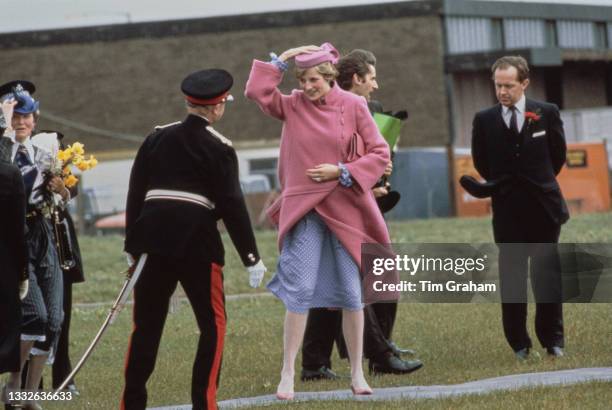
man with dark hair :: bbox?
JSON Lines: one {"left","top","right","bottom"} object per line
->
{"left": 471, "top": 55, "right": 568, "bottom": 360}
{"left": 301, "top": 49, "right": 423, "bottom": 381}
{"left": 335, "top": 49, "right": 377, "bottom": 92}
{"left": 121, "top": 69, "right": 266, "bottom": 410}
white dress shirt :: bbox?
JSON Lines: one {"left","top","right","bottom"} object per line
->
{"left": 9, "top": 133, "right": 36, "bottom": 163}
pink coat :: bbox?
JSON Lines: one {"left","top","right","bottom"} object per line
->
{"left": 245, "top": 60, "right": 391, "bottom": 268}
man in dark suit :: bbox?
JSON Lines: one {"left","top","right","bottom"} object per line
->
{"left": 301, "top": 50, "right": 422, "bottom": 380}
{"left": 0, "top": 161, "right": 27, "bottom": 376}
{"left": 121, "top": 69, "right": 266, "bottom": 410}
{"left": 471, "top": 55, "right": 568, "bottom": 360}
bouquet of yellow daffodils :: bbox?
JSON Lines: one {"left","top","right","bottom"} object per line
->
{"left": 57, "top": 142, "right": 98, "bottom": 187}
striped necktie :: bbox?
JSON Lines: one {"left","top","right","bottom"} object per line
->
{"left": 15, "top": 144, "right": 38, "bottom": 201}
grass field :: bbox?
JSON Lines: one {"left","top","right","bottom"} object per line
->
{"left": 32, "top": 213, "right": 612, "bottom": 408}
{"left": 74, "top": 211, "right": 612, "bottom": 304}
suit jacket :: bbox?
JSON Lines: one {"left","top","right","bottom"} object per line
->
{"left": 3, "top": 132, "right": 85, "bottom": 282}
{"left": 0, "top": 161, "right": 27, "bottom": 373}
{"left": 0, "top": 134, "right": 55, "bottom": 206}
{"left": 471, "top": 98, "right": 569, "bottom": 226}
{"left": 124, "top": 114, "right": 260, "bottom": 266}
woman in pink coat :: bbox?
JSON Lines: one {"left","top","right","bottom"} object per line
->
{"left": 245, "top": 43, "right": 390, "bottom": 398}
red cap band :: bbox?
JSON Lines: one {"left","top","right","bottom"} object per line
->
{"left": 185, "top": 91, "right": 229, "bottom": 106}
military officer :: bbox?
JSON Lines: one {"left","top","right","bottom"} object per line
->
{"left": 121, "top": 69, "right": 266, "bottom": 410}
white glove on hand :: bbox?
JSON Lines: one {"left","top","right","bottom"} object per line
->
{"left": 126, "top": 253, "right": 135, "bottom": 267}
{"left": 247, "top": 259, "right": 267, "bottom": 288}
{"left": 19, "top": 279, "right": 29, "bottom": 300}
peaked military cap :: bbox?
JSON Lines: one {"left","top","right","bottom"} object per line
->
{"left": 181, "top": 69, "right": 234, "bottom": 106}
{"left": 0, "top": 80, "right": 39, "bottom": 114}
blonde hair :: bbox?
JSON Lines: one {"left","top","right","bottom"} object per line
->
{"left": 295, "top": 61, "right": 338, "bottom": 83}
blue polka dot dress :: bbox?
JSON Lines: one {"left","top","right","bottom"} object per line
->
{"left": 267, "top": 211, "right": 363, "bottom": 313}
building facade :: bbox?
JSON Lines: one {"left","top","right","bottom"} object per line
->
{"left": 2, "top": 0, "right": 611, "bottom": 218}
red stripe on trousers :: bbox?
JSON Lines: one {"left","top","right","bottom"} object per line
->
{"left": 120, "top": 287, "right": 137, "bottom": 410}
{"left": 206, "top": 263, "right": 226, "bottom": 410}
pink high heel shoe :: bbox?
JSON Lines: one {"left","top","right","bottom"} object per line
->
{"left": 351, "top": 385, "right": 373, "bottom": 395}
{"left": 276, "top": 391, "right": 295, "bottom": 400}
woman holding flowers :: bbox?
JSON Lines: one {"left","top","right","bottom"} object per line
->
{"left": 245, "top": 43, "right": 391, "bottom": 398}
{"left": 0, "top": 80, "right": 93, "bottom": 410}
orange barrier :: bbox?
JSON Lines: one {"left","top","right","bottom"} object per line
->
{"left": 95, "top": 211, "right": 126, "bottom": 229}
{"left": 455, "top": 142, "right": 611, "bottom": 217}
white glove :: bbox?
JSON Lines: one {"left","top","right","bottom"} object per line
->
{"left": 1, "top": 97, "right": 16, "bottom": 129}
{"left": 19, "top": 279, "right": 29, "bottom": 300}
{"left": 247, "top": 259, "right": 266, "bottom": 288}
{"left": 126, "top": 253, "right": 135, "bottom": 267}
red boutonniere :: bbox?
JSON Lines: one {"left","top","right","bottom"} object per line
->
{"left": 525, "top": 110, "right": 541, "bottom": 125}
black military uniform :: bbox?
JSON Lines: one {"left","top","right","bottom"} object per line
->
{"left": 121, "top": 70, "right": 261, "bottom": 410}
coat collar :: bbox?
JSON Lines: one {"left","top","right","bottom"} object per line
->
{"left": 184, "top": 113, "right": 210, "bottom": 128}
{"left": 183, "top": 113, "right": 232, "bottom": 146}
{"left": 310, "top": 82, "right": 343, "bottom": 107}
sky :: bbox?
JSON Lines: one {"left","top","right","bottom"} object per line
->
{"left": 2, "top": 0, "right": 612, "bottom": 34}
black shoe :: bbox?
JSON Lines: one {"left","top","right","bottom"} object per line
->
{"left": 515, "top": 347, "right": 541, "bottom": 361}
{"left": 369, "top": 354, "right": 423, "bottom": 375}
{"left": 65, "top": 383, "right": 80, "bottom": 396}
{"left": 546, "top": 346, "right": 564, "bottom": 357}
{"left": 388, "top": 341, "right": 416, "bottom": 357}
{"left": 52, "top": 383, "right": 80, "bottom": 397}
{"left": 300, "top": 366, "right": 339, "bottom": 381}
{"left": 515, "top": 347, "right": 530, "bottom": 360}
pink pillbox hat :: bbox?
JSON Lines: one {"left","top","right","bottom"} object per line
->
{"left": 295, "top": 42, "right": 340, "bottom": 68}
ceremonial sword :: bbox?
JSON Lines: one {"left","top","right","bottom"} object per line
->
{"left": 54, "top": 253, "right": 148, "bottom": 393}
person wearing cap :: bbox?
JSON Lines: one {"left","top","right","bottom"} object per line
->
{"left": 301, "top": 49, "right": 423, "bottom": 381}
{"left": 0, "top": 81, "right": 67, "bottom": 410}
{"left": 121, "top": 69, "right": 266, "bottom": 410}
{"left": 246, "top": 43, "right": 391, "bottom": 398}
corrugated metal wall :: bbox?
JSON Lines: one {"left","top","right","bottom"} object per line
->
{"left": 557, "top": 20, "right": 595, "bottom": 48}
{"left": 504, "top": 18, "right": 546, "bottom": 49}
{"left": 447, "top": 17, "right": 606, "bottom": 52}
{"left": 446, "top": 17, "right": 492, "bottom": 54}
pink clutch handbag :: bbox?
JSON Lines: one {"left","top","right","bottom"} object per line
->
{"left": 346, "top": 132, "right": 366, "bottom": 162}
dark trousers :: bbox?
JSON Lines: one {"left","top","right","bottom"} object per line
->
{"left": 121, "top": 254, "right": 226, "bottom": 410}
{"left": 0, "top": 267, "right": 21, "bottom": 374}
{"left": 302, "top": 308, "right": 342, "bottom": 370}
{"left": 302, "top": 302, "right": 398, "bottom": 370}
{"left": 24, "top": 218, "right": 64, "bottom": 356}
{"left": 493, "top": 189, "right": 564, "bottom": 352}
{"left": 52, "top": 277, "right": 73, "bottom": 388}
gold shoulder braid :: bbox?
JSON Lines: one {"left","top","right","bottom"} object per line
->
{"left": 206, "top": 126, "right": 232, "bottom": 147}
{"left": 154, "top": 121, "right": 181, "bottom": 130}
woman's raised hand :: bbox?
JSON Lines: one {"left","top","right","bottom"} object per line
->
{"left": 1, "top": 97, "right": 17, "bottom": 129}
{"left": 278, "top": 45, "right": 321, "bottom": 62}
